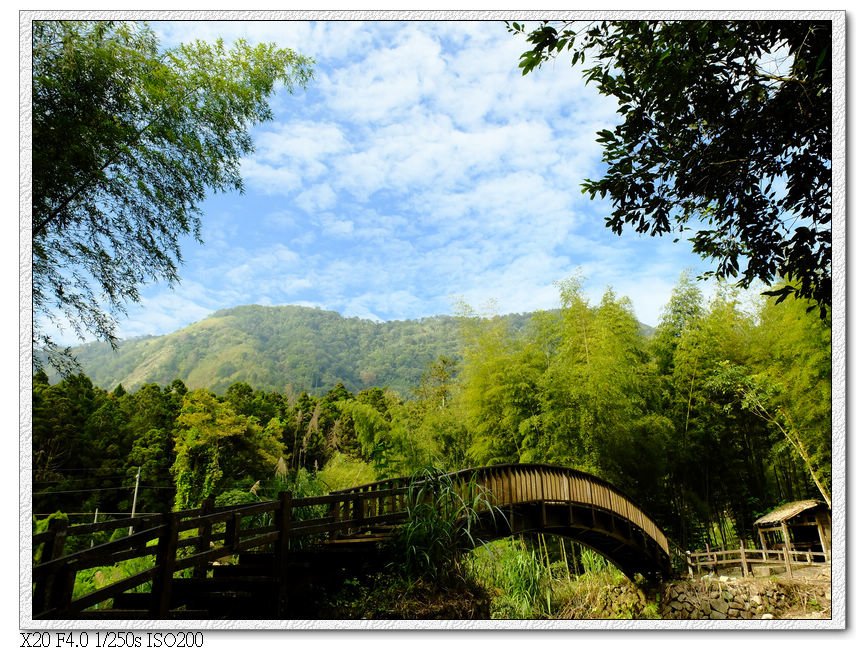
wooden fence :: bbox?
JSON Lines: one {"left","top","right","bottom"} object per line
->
{"left": 686, "top": 540, "right": 830, "bottom": 579}
{"left": 31, "top": 486, "right": 413, "bottom": 619}
{"left": 31, "top": 464, "right": 671, "bottom": 618}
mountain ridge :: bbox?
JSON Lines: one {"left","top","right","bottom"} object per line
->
{"left": 50, "top": 305, "right": 489, "bottom": 396}
{"left": 47, "top": 304, "right": 653, "bottom": 396}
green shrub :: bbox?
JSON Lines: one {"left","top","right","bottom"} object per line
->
{"left": 317, "top": 452, "right": 377, "bottom": 492}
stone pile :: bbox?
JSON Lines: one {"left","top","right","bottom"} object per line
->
{"left": 661, "top": 576, "right": 803, "bottom": 620}
{"left": 559, "top": 581, "right": 647, "bottom": 619}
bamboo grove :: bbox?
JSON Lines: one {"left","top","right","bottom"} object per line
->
{"left": 32, "top": 274, "right": 831, "bottom": 551}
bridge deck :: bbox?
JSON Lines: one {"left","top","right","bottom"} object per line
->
{"left": 31, "top": 463, "right": 670, "bottom": 619}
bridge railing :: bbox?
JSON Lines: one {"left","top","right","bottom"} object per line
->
{"left": 31, "top": 486, "right": 415, "bottom": 619}
{"left": 32, "top": 463, "right": 670, "bottom": 618}
{"left": 332, "top": 464, "right": 669, "bottom": 557}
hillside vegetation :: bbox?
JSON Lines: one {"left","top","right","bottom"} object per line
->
{"left": 34, "top": 277, "right": 830, "bottom": 557}
{"left": 50, "top": 305, "right": 535, "bottom": 396}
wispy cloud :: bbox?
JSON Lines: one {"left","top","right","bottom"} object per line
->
{"left": 48, "top": 19, "right": 716, "bottom": 344}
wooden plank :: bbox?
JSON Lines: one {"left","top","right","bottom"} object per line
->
{"left": 34, "top": 524, "right": 166, "bottom": 577}
{"left": 491, "top": 472, "right": 500, "bottom": 506}
{"left": 98, "top": 545, "right": 161, "bottom": 566}
{"left": 518, "top": 469, "right": 525, "bottom": 503}
{"left": 67, "top": 567, "right": 159, "bottom": 614}
{"left": 516, "top": 467, "right": 526, "bottom": 503}
{"left": 170, "top": 544, "right": 238, "bottom": 571}
{"left": 59, "top": 513, "right": 164, "bottom": 538}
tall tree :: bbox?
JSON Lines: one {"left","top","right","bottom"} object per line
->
{"left": 457, "top": 308, "right": 545, "bottom": 466}
{"left": 170, "top": 389, "right": 284, "bottom": 509}
{"left": 32, "top": 21, "right": 313, "bottom": 359}
{"left": 710, "top": 288, "right": 832, "bottom": 507}
{"left": 510, "top": 20, "right": 832, "bottom": 314}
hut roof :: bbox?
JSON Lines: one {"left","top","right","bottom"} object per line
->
{"left": 754, "top": 499, "right": 827, "bottom": 527}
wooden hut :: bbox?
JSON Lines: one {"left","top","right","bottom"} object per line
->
{"left": 754, "top": 499, "right": 831, "bottom": 560}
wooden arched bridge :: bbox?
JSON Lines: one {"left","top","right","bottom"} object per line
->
{"left": 31, "top": 464, "right": 670, "bottom": 619}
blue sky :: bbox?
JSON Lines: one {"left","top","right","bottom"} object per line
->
{"left": 50, "top": 19, "right": 731, "bottom": 343}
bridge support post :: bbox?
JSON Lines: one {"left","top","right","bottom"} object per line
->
{"left": 33, "top": 517, "right": 69, "bottom": 616}
{"left": 276, "top": 491, "right": 294, "bottom": 618}
{"left": 225, "top": 513, "right": 242, "bottom": 552}
{"left": 150, "top": 513, "right": 179, "bottom": 618}
{"left": 739, "top": 539, "right": 750, "bottom": 577}
{"left": 193, "top": 497, "right": 214, "bottom": 579}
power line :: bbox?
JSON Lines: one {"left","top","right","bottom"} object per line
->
{"left": 34, "top": 485, "right": 175, "bottom": 496}
{"left": 33, "top": 511, "right": 163, "bottom": 517}
{"left": 34, "top": 476, "right": 138, "bottom": 484}
{"left": 32, "top": 467, "right": 137, "bottom": 472}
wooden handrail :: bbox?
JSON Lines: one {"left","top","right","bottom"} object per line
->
{"left": 685, "top": 543, "right": 829, "bottom": 580}
{"left": 33, "top": 464, "right": 671, "bottom": 618}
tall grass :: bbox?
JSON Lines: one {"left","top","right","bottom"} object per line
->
{"left": 468, "top": 538, "right": 649, "bottom": 619}
{"left": 469, "top": 537, "right": 552, "bottom": 618}
{"left": 389, "top": 467, "right": 500, "bottom": 586}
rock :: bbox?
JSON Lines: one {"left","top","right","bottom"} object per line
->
{"left": 710, "top": 599, "right": 729, "bottom": 615}
{"left": 710, "top": 610, "right": 726, "bottom": 620}
{"left": 761, "top": 614, "right": 774, "bottom": 620}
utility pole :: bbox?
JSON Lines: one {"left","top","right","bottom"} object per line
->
{"left": 91, "top": 508, "right": 99, "bottom": 548}
{"left": 128, "top": 467, "right": 141, "bottom": 536}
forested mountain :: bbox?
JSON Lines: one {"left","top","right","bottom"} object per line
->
{"left": 46, "top": 305, "right": 540, "bottom": 396}
{"left": 33, "top": 280, "right": 831, "bottom": 553}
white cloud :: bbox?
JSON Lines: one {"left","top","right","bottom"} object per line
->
{"left": 296, "top": 184, "right": 338, "bottom": 213}
{"left": 117, "top": 281, "right": 222, "bottom": 339}
{"left": 323, "top": 25, "right": 447, "bottom": 124}
{"left": 239, "top": 158, "right": 303, "bottom": 194}
{"left": 85, "top": 19, "right": 716, "bottom": 342}
{"left": 253, "top": 121, "right": 349, "bottom": 169}
{"left": 319, "top": 214, "right": 355, "bottom": 237}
